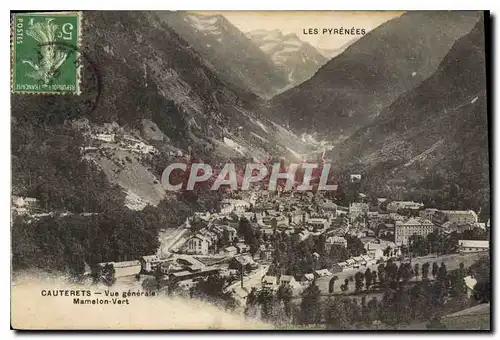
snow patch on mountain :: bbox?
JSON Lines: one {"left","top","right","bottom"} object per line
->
{"left": 246, "top": 29, "right": 328, "bottom": 87}
{"left": 223, "top": 137, "right": 248, "bottom": 156}
{"left": 185, "top": 14, "right": 220, "bottom": 33}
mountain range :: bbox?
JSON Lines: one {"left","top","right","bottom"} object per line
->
{"left": 269, "top": 11, "right": 482, "bottom": 141}
{"left": 11, "top": 10, "right": 490, "bottom": 275}
{"left": 317, "top": 38, "right": 359, "bottom": 60}
{"left": 157, "top": 12, "right": 290, "bottom": 99}
{"left": 331, "top": 16, "right": 489, "bottom": 215}
{"left": 11, "top": 11, "right": 315, "bottom": 212}
{"left": 246, "top": 29, "right": 328, "bottom": 89}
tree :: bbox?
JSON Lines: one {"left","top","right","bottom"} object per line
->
{"left": 342, "top": 278, "right": 350, "bottom": 291}
{"left": 271, "top": 217, "right": 278, "bottom": 229}
{"left": 378, "top": 263, "right": 386, "bottom": 285}
{"left": 409, "top": 234, "right": 429, "bottom": 257}
{"left": 299, "top": 280, "right": 322, "bottom": 325}
{"left": 257, "top": 286, "right": 277, "bottom": 321}
{"left": 154, "top": 265, "right": 165, "bottom": 291}
{"left": 414, "top": 263, "right": 420, "bottom": 279}
{"left": 399, "top": 263, "right": 413, "bottom": 285}
{"left": 422, "top": 262, "right": 430, "bottom": 280}
{"left": 427, "top": 231, "right": 443, "bottom": 255}
{"left": 364, "top": 269, "right": 373, "bottom": 289}
{"left": 355, "top": 272, "right": 365, "bottom": 292}
{"left": 458, "top": 262, "right": 465, "bottom": 277}
{"left": 365, "top": 297, "right": 379, "bottom": 325}
{"left": 218, "top": 229, "right": 231, "bottom": 248}
{"left": 400, "top": 244, "right": 409, "bottom": 256}
{"left": 277, "top": 284, "right": 293, "bottom": 318}
{"left": 190, "top": 274, "right": 238, "bottom": 311}
{"left": 346, "top": 235, "right": 367, "bottom": 257}
{"left": 372, "top": 271, "right": 378, "bottom": 285}
{"left": 324, "top": 297, "right": 360, "bottom": 330}
{"left": 68, "top": 255, "right": 86, "bottom": 279}
{"left": 244, "top": 287, "right": 259, "bottom": 318}
{"left": 328, "top": 276, "right": 338, "bottom": 294}
{"left": 328, "top": 244, "right": 349, "bottom": 264}
{"left": 384, "top": 259, "right": 398, "bottom": 285}
{"left": 437, "top": 262, "right": 447, "bottom": 283}
{"left": 426, "top": 316, "right": 446, "bottom": 329}
{"left": 469, "top": 256, "right": 490, "bottom": 303}
{"left": 448, "top": 269, "right": 467, "bottom": 298}
{"left": 99, "top": 263, "right": 116, "bottom": 286}
{"left": 432, "top": 262, "right": 439, "bottom": 278}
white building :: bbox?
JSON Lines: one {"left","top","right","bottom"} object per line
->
{"left": 98, "top": 260, "right": 141, "bottom": 277}
{"left": 361, "top": 254, "right": 376, "bottom": 266}
{"left": 420, "top": 208, "right": 439, "bottom": 220}
{"left": 458, "top": 240, "right": 489, "bottom": 253}
{"left": 349, "top": 202, "right": 369, "bottom": 221}
{"left": 365, "top": 243, "right": 384, "bottom": 261}
{"left": 387, "top": 201, "right": 424, "bottom": 212}
{"left": 262, "top": 276, "right": 277, "bottom": 290}
{"left": 220, "top": 199, "right": 250, "bottom": 214}
{"left": 279, "top": 275, "right": 297, "bottom": 287}
{"left": 186, "top": 235, "right": 211, "bottom": 255}
{"left": 440, "top": 210, "right": 479, "bottom": 225}
{"left": 314, "top": 269, "right": 332, "bottom": 278}
{"left": 337, "top": 262, "right": 352, "bottom": 272}
{"left": 395, "top": 218, "right": 436, "bottom": 245}
{"left": 297, "top": 229, "right": 310, "bottom": 241}
{"left": 325, "top": 236, "right": 347, "bottom": 253}
{"left": 350, "top": 174, "right": 362, "bottom": 182}
{"left": 140, "top": 255, "right": 161, "bottom": 272}
{"left": 306, "top": 217, "right": 329, "bottom": 231}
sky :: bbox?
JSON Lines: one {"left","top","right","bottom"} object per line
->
{"left": 193, "top": 11, "right": 404, "bottom": 51}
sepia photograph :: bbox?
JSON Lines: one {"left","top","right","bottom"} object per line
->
{"left": 10, "top": 10, "right": 491, "bottom": 330}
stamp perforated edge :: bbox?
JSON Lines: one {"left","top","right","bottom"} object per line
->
{"left": 10, "top": 11, "right": 83, "bottom": 96}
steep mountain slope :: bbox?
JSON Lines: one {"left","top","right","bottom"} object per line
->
{"left": 157, "top": 12, "right": 288, "bottom": 99}
{"left": 317, "top": 38, "right": 360, "bottom": 59}
{"left": 11, "top": 11, "right": 312, "bottom": 212}
{"left": 331, "top": 17, "right": 489, "bottom": 215}
{"left": 270, "top": 11, "right": 481, "bottom": 140}
{"left": 247, "top": 29, "right": 327, "bottom": 88}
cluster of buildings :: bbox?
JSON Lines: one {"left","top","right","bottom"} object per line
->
{"left": 362, "top": 203, "right": 487, "bottom": 247}
{"left": 11, "top": 196, "right": 41, "bottom": 216}
{"left": 184, "top": 223, "right": 237, "bottom": 255}
{"left": 78, "top": 188, "right": 491, "bottom": 300}
{"left": 337, "top": 255, "right": 377, "bottom": 272}
{"left": 261, "top": 274, "right": 301, "bottom": 292}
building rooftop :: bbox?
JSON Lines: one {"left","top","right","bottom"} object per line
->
{"left": 458, "top": 240, "right": 489, "bottom": 248}
{"left": 280, "top": 275, "right": 294, "bottom": 283}
{"left": 262, "top": 276, "right": 277, "bottom": 285}
{"left": 396, "top": 217, "right": 434, "bottom": 226}
{"left": 99, "top": 260, "right": 141, "bottom": 268}
{"left": 303, "top": 273, "right": 314, "bottom": 280}
{"left": 141, "top": 255, "right": 159, "bottom": 262}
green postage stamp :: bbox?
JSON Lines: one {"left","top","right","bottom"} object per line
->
{"left": 11, "top": 12, "right": 82, "bottom": 95}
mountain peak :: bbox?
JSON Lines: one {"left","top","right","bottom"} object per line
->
{"left": 271, "top": 11, "right": 482, "bottom": 138}
{"left": 159, "top": 12, "right": 288, "bottom": 98}
{"left": 247, "top": 28, "right": 327, "bottom": 88}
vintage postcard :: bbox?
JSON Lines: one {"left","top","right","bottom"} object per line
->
{"left": 10, "top": 10, "right": 490, "bottom": 330}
